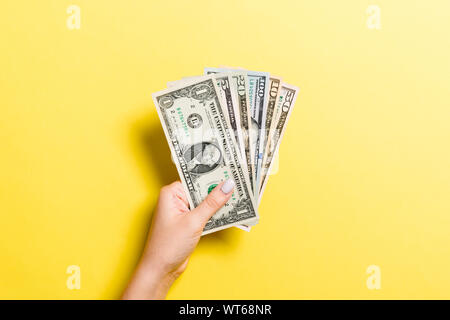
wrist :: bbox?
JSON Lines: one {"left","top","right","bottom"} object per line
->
{"left": 122, "top": 259, "right": 175, "bottom": 300}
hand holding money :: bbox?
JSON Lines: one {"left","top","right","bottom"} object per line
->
{"left": 122, "top": 180, "right": 235, "bottom": 300}
{"left": 153, "top": 67, "right": 299, "bottom": 234}
{"left": 123, "top": 68, "right": 299, "bottom": 299}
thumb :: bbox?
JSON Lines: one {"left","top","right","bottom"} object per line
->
{"left": 192, "top": 178, "right": 235, "bottom": 224}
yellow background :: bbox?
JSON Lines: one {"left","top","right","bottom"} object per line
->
{"left": 1, "top": 0, "right": 449, "bottom": 299}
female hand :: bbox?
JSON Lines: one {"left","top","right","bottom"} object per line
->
{"left": 122, "top": 179, "right": 235, "bottom": 299}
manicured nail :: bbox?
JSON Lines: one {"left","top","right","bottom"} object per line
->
{"left": 221, "top": 178, "right": 235, "bottom": 194}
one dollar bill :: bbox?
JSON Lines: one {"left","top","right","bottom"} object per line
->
{"left": 152, "top": 76, "right": 259, "bottom": 235}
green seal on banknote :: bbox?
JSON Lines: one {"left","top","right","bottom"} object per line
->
{"left": 207, "top": 184, "right": 218, "bottom": 194}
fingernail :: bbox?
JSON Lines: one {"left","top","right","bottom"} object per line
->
{"left": 221, "top": 178, "right": 235, "bottom": 194}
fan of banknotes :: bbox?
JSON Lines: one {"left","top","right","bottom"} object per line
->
{"left": 152, "top": 67, "right": 299, "bottom": 235}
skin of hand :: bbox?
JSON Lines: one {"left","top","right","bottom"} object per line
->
{"left": 122, "top": 179, "right": 235, "bottom": 300}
